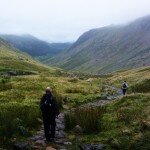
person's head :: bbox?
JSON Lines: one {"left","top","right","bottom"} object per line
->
{"left": 124, "top": 81, "right": 126, "bottom": 83}
{"left": 45, "top": 87, "right": 52, "bottom": 94}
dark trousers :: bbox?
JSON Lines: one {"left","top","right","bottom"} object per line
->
{"left": 42, "top": 114, "right": 56, "bottom": 141}
{"left": 122, "top": 89, "right": 127, "bottom": 95}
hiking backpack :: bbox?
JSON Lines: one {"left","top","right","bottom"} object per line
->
{"left": 40, "top": 94, "right": 53, "bottom": 111}
{"left": 123, "top": 83, "right": 127, "bottom": 89}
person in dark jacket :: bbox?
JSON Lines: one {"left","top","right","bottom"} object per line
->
{"left": 122, "top": 81, "right": 128, "bottom": 95}
{"left": 40, "top": 87, "right": 59, "bottom": 142}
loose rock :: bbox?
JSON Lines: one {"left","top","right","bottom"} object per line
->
{"left": 46, "top": 146, "right": 56, "bottom": 150}
{"left": 35, "top": 140, "right": 46, "bottom": 147}
{"left": 64, "top": 142, "right": 72, "bottom": 145}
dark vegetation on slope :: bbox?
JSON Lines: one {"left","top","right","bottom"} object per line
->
{"left": 0, "top": 34, "right": 72, "bottom": 57}
{"left": 47, "top": 15, "right": 150, "bottom": 74}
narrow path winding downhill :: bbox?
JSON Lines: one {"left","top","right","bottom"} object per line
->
{"left": 14, "top": 86, "right": 122, "bottom": 150}
{"left": 29, "top": 113, "right": 72, "bottom": 150}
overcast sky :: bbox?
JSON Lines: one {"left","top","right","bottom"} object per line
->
{"left": 0, "top": 0, "right": 150, "bottom": 42}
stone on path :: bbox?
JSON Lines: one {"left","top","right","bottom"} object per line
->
{"left": 64, "top": 142, "right": 72, "bottom": 145}
{"left": 56, "top": 119, "right": 62, "bottom": 124}
{"left": 29, "top": 112, "right": 71, "bottom": 150}
{"left": 46, "top": 146, "right": 56, "bottom": 150}
{"left": 56, "top": 124, "right": 65, "bottom": 130}
{"left": 32, "top": 145, "right": 43, "bottom": 149}
{"left": 30, "top": 135, "right": 43, "bottom": 141}
{"left": 35, "top": 140, "right": 46, "bottom": 147}
{"left": 55, "top": 139, "right": 68, "bottom": 144}
{"left": 56, "top": 130, "right": 66, "bottom": 138}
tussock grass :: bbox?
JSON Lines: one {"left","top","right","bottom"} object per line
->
{"left": 130, "top": 79, "right": 150, "bottom": 93}
{"left": 0, "top": 77, "right": 12, "bottom": 91}
{"left": 76, "top": 94, "right": 150, "bottom": 149}
{"left": 0, "top": 74, "right": 104, "bottom": 145}
{"left": 65, "top": 106, "right": 106, "bottom": 133}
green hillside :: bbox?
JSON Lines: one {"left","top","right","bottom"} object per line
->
{"left": 46, "top": 15, "right": 150, "bottom": 74}
{"left": 0, "top": 38, "right": 54, "bottom": 73}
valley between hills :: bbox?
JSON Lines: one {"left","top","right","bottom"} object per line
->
{"left": 0, "top": 15, "right": 150, "bottom": 150}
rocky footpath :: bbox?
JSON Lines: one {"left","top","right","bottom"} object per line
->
{"left": 80, "top": 85, "right": 122, "bottom": 108}
{"left": 29, "top": 113, "right": 72, "bottom": 150}
{"left": 14, "top": 113, "right": 72, "bottom": 150}
{"left": 14, "top": 85, "right": 122, "bottom": 150}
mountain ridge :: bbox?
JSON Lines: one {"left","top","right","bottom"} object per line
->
{"left": 0, "top": 34, "right": 72, "bottom": 57}
{"left": 0, "top": 37, "right": 53, "bottom": 72}
{"left": 46, "top": 15, "right": 150, "bottom": 74}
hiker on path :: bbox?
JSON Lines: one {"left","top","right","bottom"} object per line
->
{"left": 40, "top": 87, "right": 59, "bottom": 142}
{"left": 122, "top": 81, "right": 128, "bottom": 95}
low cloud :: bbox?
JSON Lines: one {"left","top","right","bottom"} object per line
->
{"left": 0, "top": 0, "right": 150, "bottom": 42}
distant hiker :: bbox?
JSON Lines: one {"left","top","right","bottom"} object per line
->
{"left": 40, "top": 87, "right": 59, "bottom": 142}
{"left": 122, "top": 81, "right": 128, "bottom": 95}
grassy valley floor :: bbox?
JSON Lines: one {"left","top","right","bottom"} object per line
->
{"left": 0, "top": 71, "right": 105, "bottom": 148}
{"left": 64, "top": 67, "right": 150, "bottom": 150}
{"left": 0, "top": 66, "right": 149, "bottom": 149}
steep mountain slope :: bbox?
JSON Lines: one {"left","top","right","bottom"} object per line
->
{"left": 0, "top": 38, "right": 52, "bottom": 72}
{"left": 47, "top": 15, "right": 150, "bottom": 74}
{"left": 0, "top": 34, "right": 72, "bottom": 57}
